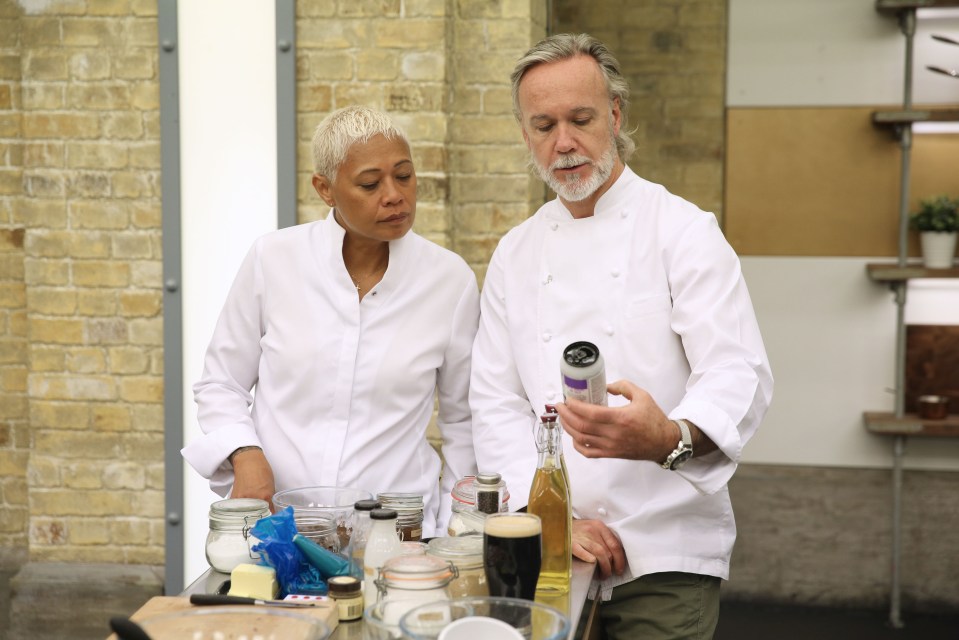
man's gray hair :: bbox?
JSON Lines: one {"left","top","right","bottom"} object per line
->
{"left": 311, "top": 105, "right": 409, "bottom": 181}
{"left": 510, "top": 33, "right": 635, "bottom": 162}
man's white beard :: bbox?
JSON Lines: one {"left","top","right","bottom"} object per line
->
{"left": 533, "top": 146, "right": 616, "bottom": 202}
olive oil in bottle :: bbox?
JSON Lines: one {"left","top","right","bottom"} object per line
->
{"left": 527, "top": 406, "right": 572, "bottom": 595}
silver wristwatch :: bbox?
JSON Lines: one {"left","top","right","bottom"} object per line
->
{"left": 661, "top": 419, "right": 693, "bottom": 470}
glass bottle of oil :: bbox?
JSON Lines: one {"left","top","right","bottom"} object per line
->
{"left": 527, "top": 405, "right": 572, "bottom": 595}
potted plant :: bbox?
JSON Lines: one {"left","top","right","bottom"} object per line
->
{"left": 910, "top": 195, "right": 959, "bottom": 269}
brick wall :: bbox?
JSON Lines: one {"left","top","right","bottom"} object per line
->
{"left": 13, "top": 0, "right": 165, "bottom": 566}
{"left": 553, "top": 0, "right": 727, "bottom": 220}
{"left": 0, "top": 0, "right": 27, "bottom": 564}
{"left": 448, "top": 0, "right": 547, "bottom": 282}
{"left": 295, "top": 0, "right": 453, "bottom": 248}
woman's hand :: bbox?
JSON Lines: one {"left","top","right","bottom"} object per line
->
{"left": 572, "top": 518, "right": 626, "bottom": 579}
{"left": 230, "top": 448, "right": 277, "bottom": 511}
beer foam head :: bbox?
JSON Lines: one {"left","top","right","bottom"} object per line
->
{"left": 484, "top": 513, "right": 541, "bottom": 538}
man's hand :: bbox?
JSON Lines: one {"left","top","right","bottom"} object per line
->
{"left": 572, "top": 519, "right": 626, "bottom": 579}
{"left": 230, "top": 448, "right": 276, "bottom": 511}
{"left": 556, "top": 380, "right": 674, "bottom": 461}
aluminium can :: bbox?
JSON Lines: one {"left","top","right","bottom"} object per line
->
{"left": 560, "top": 341, "right": 608, "bottom": 405}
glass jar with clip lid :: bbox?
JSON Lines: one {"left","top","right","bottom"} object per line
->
{"left": 374, "top": 554, "right": 458, "bottom": 625}
{"left": 204, "top": 498, "right": 271, "bottom": 573}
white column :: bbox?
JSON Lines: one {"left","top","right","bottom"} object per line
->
{"left": 178, "top": 0, "right": 278, "bottom": 583}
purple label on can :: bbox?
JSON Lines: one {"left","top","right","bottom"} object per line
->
{"left": 563, "top": 375, "right": 588, "bottom": 390}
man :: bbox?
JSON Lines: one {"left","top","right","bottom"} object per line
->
{"left": 470, "top": 34, "right": 773, "bottom": 639}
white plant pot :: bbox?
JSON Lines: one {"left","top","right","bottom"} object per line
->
{"left": 919, "top": 231, "right": 958, "bottom": 269}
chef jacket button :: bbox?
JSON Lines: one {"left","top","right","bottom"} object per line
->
{"left": 604, "top": 325, "right": 614, "bottom": 336}
{"left": 598, "top": 507, "right": 608, "bottom": 517}
{"left": 611, "top": 268, "right": 620, "bottom": 278}
{"left": 547, "top": 391, "right": 557, "bottom": 401}
{"left": 620, "top": 210, "right": 628, "bottom": 218}
{"left": 550, "top": 222, "right": 558, "bottom": 231}
{"left": 542, "top": 332, "right": 551, "bottom": 342}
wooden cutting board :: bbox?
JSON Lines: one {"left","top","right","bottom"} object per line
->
{"left": 106, "top": 595, "right": 338, "bottom": 639}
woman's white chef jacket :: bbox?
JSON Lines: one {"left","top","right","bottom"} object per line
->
{"left": 470, "top": 166, "right": 773, "bottom": 588}
{"left": 182, "top": 212, "right": 480, "bottom": 536}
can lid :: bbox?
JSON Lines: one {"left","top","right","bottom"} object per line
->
{"left": 370, "top": 508, "right": 399, "bottom": 520}
{"left": 563, "top": 341, "right": 600, "bottom": 367}
{"left": 354, "top": 499, "right": 381, "bottom": 511}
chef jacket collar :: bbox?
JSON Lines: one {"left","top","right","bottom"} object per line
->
{"left": 320, "top": 208, "right": 410, "bottom": 299}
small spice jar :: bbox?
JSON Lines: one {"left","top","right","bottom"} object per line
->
{"left": 474, "top": 472, "right": 507, "bottom": 514}
{"left": 205, "top": 498, "right": 270, "bottom": 573}
{"left": 426, "top": 534, "right": 487, "bottom": 597}
{"left": 328, "top": 575, "right": 364, "bottom": 622}
{"left": 918, "top": 395, "right": 950, "bottom": 420}
{"left": 448, "top": 475, "right": 511, "bottom": 536}
{"left": 374, "top": 554, "right": 458, "bottom": 624}
{"left": 376, "top": 493, "right": 424, "bottom": 541}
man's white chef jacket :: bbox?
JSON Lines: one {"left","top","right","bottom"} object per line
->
{"left": 182, "top": 213, "right": 480, "bottom": 536}
{"left": 470, "top": 167, "right": 773, "bottom": 589}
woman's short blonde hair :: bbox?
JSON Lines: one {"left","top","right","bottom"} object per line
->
{"left": 311, "top": 106, "right": 409, "bottom": 181}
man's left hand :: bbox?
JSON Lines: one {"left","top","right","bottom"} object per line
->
{"left": 556, "top": 380, "right": 675, "bottom": 461}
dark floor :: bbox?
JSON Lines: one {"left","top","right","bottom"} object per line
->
{"left": 715, "top": 602, "right": 959, "bottom": 640}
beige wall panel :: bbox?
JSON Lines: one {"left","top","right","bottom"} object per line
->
{"left": 725, "top": 107, "right": 959, "bottom": 257}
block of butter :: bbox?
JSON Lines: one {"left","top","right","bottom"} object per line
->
{"left": 228, "top": 563, "right": 279, "bottom": 600}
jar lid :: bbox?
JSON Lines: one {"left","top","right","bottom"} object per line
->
{"left": 354, "top": 499, "right": 382, "bottom": 511}
{"left": 475, "top": 472, "right": 502, "bottom": 486}
{"left": 370, "top": 508, "right": 398, "bottom": 520}
{"left": 327, "top": 575, "right": 361, "bottom": 595}
{"left": 427, "top": 534, "right": 483, "bottom": 561}
{"left": 376, "top": 492, "right": 424, "bottom": 507}
{"left": 209, "top": 498, "right": 270, "bottom": 516}
{"left": 380, "top": 554, "right": 455, "bottom": 586}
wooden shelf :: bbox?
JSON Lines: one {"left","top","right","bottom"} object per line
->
{"left": 872, "top": 108, "right": 959, "bottom": 127}
{"left": 876, "top": 0, "right": 959, "bottom": 15}
{"left": 866, "top": 262, "right": 959, "bottom": 281}
{"left": 864, "top": 411, "right": 959, "bottom": 437}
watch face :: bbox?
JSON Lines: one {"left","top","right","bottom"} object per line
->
{"left": 670, "top": 450, "right": 693, "bottom": 470}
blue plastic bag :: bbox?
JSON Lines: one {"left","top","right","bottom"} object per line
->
{"left": 250, "top": 507, "right": 326, "bottom": 596}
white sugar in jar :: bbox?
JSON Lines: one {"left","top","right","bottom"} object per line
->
{"left": 204, "top": 498, "right": 270, "bottom": 573}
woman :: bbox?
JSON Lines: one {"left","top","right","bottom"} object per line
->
{"left": 181, "top": 106, "right": 479, "bottom": 535}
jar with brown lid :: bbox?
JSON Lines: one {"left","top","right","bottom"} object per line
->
{"left": 328, "top": 575, "right": 364, "bottom": 622}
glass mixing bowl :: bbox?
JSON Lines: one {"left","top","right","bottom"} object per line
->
{"left": 399, "top": 596, "right": 570, "bottom": 640}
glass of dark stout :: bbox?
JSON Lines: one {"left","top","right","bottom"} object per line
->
{"left": 483, "top": 512, "right": 542, "bottom": 601}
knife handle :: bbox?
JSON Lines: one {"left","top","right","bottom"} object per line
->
{"left": 190, "top": 593, "right": 257, "bottom": 606}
